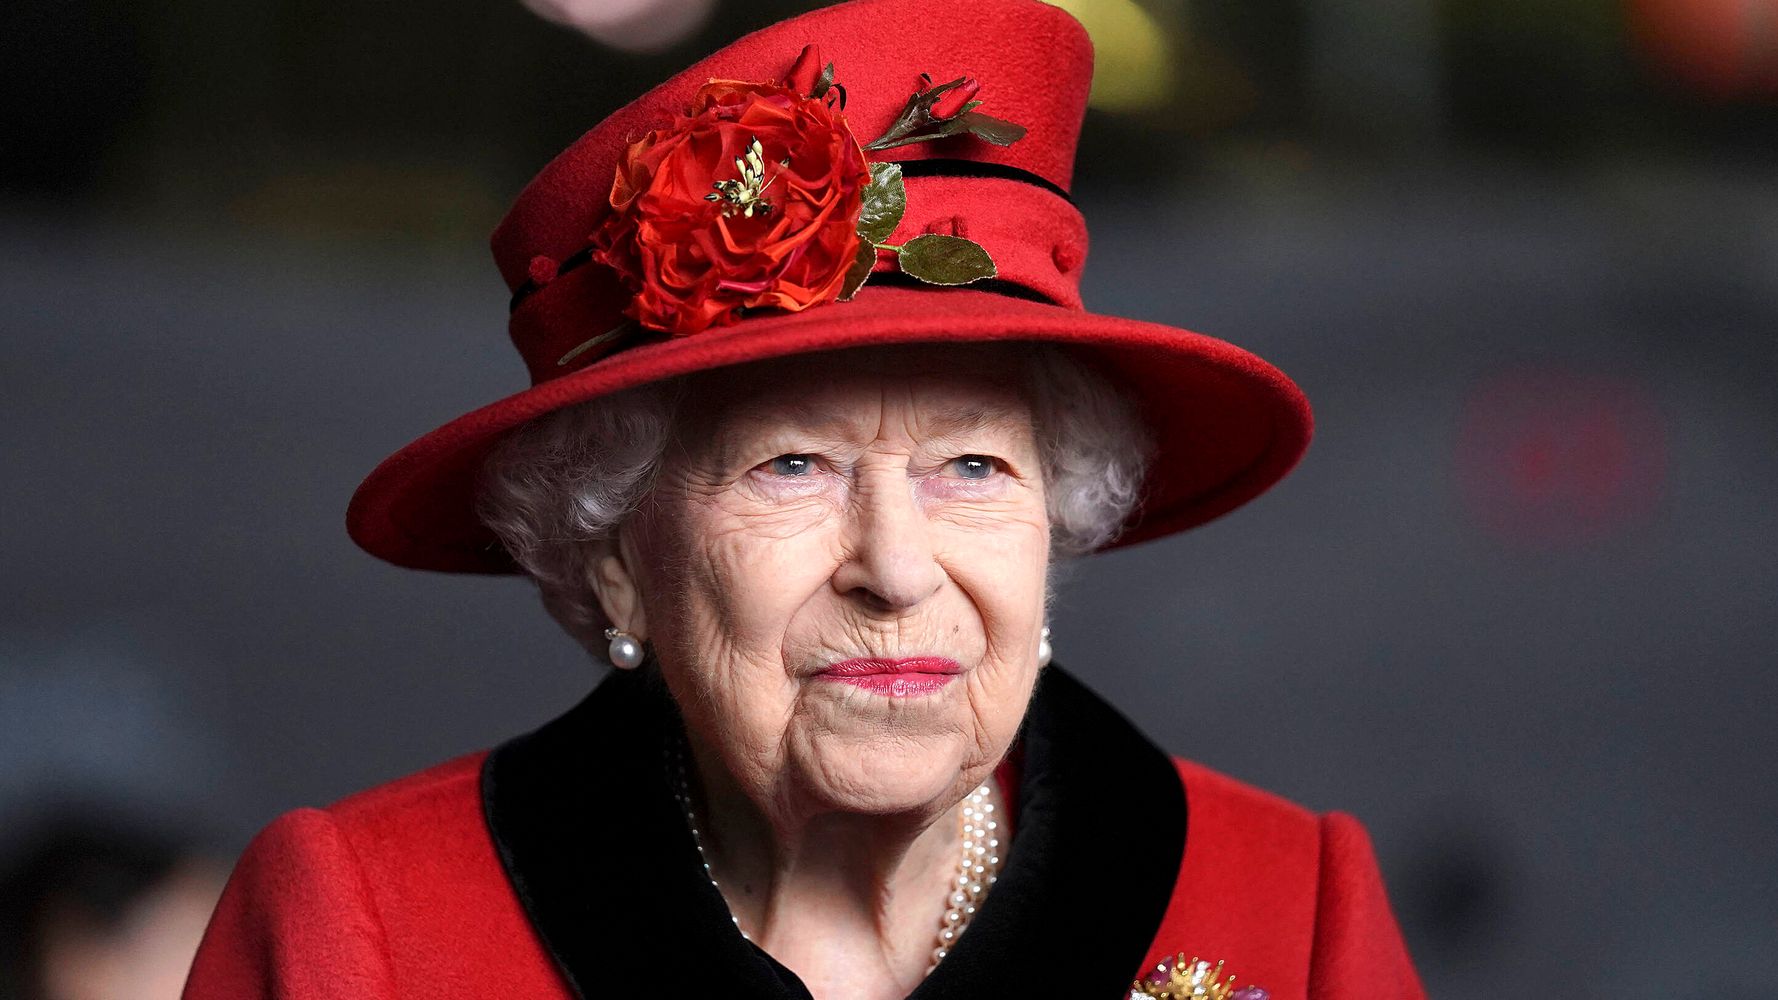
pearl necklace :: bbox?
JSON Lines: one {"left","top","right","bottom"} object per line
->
{"left": 933, "top": 780, "right": 1001, "bottom": 969}
{"left": 667, "top": 738, "right": 1004, "bottom": 974}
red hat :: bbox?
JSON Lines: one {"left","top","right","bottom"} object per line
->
{"left": 346, "top": 0, "right": 1312, "bottom": 573}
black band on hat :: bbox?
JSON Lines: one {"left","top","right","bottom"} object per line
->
{"left": 890, "top": 158, "right": 1073, "bottom": 204}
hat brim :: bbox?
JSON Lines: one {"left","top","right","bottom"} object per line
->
{"left": 346, "top": 287, "right": 1312, "bottom": 573}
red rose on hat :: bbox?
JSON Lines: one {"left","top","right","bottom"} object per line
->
{"left": 589, "top": 77, "right": 871, "bottom": 336}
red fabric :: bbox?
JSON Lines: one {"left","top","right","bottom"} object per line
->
{"left": 183, "top": 754, "right": 1421, "bottom": 999}
{"left": 182, "top": 752, "right": 569, "bottom": 999}
{"left": 344, "top": 0, "right": 1315, "bottom": 575}
{"left": 1307, "top": 813, "right": 1428, "bottom": 999}
{"left": 1139, "top": 760, "right": 1426, "bottom": 998}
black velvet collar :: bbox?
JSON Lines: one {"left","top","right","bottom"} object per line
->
{"left": 481, "top": 664, "right": 1186, "bottom": 997}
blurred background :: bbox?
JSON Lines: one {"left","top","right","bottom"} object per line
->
{"left": 3, "top": 0, "right": 1775, "bottom": 995}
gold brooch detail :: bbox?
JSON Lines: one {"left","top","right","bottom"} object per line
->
{"left": 1129, "top": 955, "right": 1269, "bottom": 1000}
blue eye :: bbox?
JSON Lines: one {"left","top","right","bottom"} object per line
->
{"left": 951, "top": 455, "right": 997, "bottom": 480}
{"left": 768, "top": 454, "right": 815, "bottom": 476}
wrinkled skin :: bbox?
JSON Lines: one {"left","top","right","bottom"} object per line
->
{"left": 589, "top": 342, "right": 1051, "bottom": 997}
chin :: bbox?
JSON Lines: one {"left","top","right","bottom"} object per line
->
{"left": 800, "top": 740, "right": 971, "bottom": 816}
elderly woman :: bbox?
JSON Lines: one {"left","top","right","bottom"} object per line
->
{"left": 184, "top": 1, "right": 1425, "bottom": 998}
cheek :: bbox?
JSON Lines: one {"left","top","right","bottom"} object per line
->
{"left": 653, "top": 495, "right": 844, "bottom": 676}
{"left": 934, "top": 503, "right": 1051, "bottom": 623}
{"left": 641, "top": 501, "right": 849, "bottom": 771}
{"left": 936, "top": 506, "right": 1051, "bottom": 746}
{"left": 702, "top": 524, "right": 839, "bottom": 643}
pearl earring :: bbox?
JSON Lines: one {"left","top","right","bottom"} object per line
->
{"left": 1037, "top": 625, "right": 1053, "bottom": 667}
{"left": 604, "top": 627, "right": 645, "bottom": 670}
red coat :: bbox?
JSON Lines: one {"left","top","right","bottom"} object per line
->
{"left": 184, "top": 668, "right": 1425, "bottom": 998}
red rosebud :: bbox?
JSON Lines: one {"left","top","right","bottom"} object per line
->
{"left": 784, "top": 44, "right": 824, "bottom": 97}
{"left": 929, "top": 77, "right": 980, "bottom": 120}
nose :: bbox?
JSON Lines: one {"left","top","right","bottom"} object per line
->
{"left": 831, "top": 469, "right": 944, "bottom": 613}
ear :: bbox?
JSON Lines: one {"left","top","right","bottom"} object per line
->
{"left": 587, "top": 532, "right": 649, "bottom": 640}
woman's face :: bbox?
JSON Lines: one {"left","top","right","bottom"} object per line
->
{"left": 613, "top": 343, "right": 1051, "bottom": 821}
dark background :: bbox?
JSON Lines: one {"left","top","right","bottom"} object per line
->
{"left": 4, "top": 0, "right": 1776, "bottom": 994}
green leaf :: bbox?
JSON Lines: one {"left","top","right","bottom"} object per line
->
{"left": 839, "top": 240, "right": 878, "bottom": 301}
{"left": 811, "top": 61, "right": 836, "bottom": 100}
{"left": 556, "top": 320, "right": 638, "bottom": 367}
{"left": 867, "top": 110, "right": 1029, "bottom": 151}
{"left": 864, "top": 115, "right": 970, "bottom": 151}
{"left": 856, "top": 162, "right": 905, "bottom": 244}
{"left": 956, "top": 111, "right": 1026, "bottom": 146}
{"left": 872, "top": 90, "right": 927, "bottom": 144}
{"left": 894, "top": 235, "right": 996, "bottom": 286}
{"left": 863, "top": 77, "right": 973, "bottom": 150}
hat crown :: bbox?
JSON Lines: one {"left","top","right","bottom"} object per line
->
{"left": 491, "top": 0, "right": 1093, "bottom": 300}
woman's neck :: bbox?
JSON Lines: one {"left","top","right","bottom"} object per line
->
{"left": 681, "top": 741, "right": 983, "bottom": 999}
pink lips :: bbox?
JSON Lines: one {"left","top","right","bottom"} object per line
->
{"left": 816, "top": 657, "right": 961, "bottom": 697}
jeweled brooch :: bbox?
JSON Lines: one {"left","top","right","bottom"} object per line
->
{"left": 1129, "top": 955, "right": 1269, "bottom": 1000}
